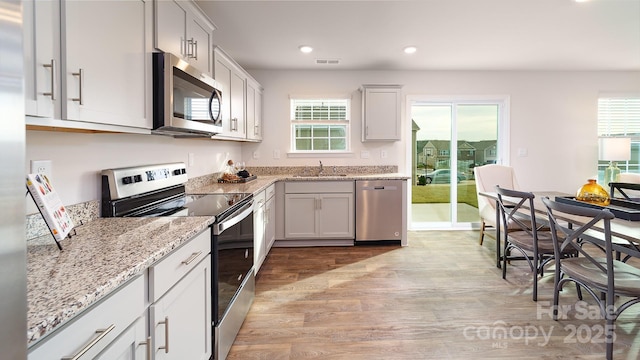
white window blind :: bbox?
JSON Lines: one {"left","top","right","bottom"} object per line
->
{"left": 290, "top": 98, "right": 350, "bottom": 152}
{"left": 597, "top": 97, "right": 640, "bottom": 137}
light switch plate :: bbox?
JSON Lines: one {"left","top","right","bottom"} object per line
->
{"left": 361, "top": 151, "right": 370, "bottom": 159}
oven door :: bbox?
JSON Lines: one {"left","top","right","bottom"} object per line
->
{"left": 212, "top": 199, "right": 254, "bottom": 325}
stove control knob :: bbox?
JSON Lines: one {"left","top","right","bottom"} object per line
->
{"left": 133, "top": 175, "right": 143, "bottom": 183}
{"left": 122, "top": 176, "right": 133, "bottom": 184}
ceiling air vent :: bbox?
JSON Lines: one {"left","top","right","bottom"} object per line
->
{"left": 316, "top": 59, "right": 340, "bottom": 65}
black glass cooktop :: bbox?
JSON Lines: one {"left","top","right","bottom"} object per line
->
{"left": 134, "top": 193, "right": 252, "bottom": 220}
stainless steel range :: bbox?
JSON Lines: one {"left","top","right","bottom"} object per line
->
{"left": 101, "top": 162, "right": 254, "bottom": 360}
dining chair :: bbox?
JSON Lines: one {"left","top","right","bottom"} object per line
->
{"left": 542, "top": 197, "right": 640, "bottom": 360}
{"left": 495, "top": 186, "right": 575, "bottom": 301}
{"left": 474, "top": 164, "right": 520, "bottom": 245}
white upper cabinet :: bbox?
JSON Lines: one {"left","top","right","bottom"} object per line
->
{"left": 63, "top": 0, "right": 151, "bottom": 129}
{"left": 214, "top": 47, "right": 247, "bottom": 139}
{"left": 361, "top": 85, "right": 402, "bottom": 141}
{"left": 23, "top": 0, "right": 59, "bottom": 119}
{"left": 245, "top": 77, "right": 263, "bottom": 142}
{"left": 155, "top": 0, "right": 214, "bottom": 76}
{"left": 24, "top": 0, "right": 153, "bottom": 132}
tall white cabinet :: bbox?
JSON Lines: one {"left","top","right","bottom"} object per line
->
{"left": 23, "top": 0, "right": 153, "bottom": 132}
{"left": 245, "top": 78, "right": 263, "bottom": 141}
{"left": 214, "top": 47, "right": 247, "bottom": 139}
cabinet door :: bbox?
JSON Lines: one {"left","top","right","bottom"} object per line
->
{"left": 265, "top": 195, "right": 276, "bottom": 251}
{"left": 187, "top": 15, "right": 212, "bottom": 75}
{"left": 63, "top": 0, "right": 151, "bottom": 129}
{"left": 155, "top": 0, "right": 187, "bottom": 58}
{"left": 246, "top": 79, "right": 262, "bottom": 141}
{"left": 95, "top": 314, "right": 148, "bottom": 360}
{"left": 151, "top": 254, "right": 211, "bottom": 360}
{"left": 230, "top": 70, "right": 246, "bottom": 137}
{"left": 318, "top": 193, "right": 354, "bottom": 238}
{"left": 214, "top": 56, "right": 232, "bottom": 134}
{"left": 253, "top": 195, "right": 266, "bottom": 272}
{"left": 362, "top": 86, "right": 401, "bottom": 141}
{"left": 23, "top": 0, "right": 59, "bottom": 118}
{"left": 284, "top": 194, "right": 318, "bottom": 238}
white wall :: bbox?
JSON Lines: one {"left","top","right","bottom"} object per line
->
{"left": 26, "top": 131, "right": 242, "bottom": 213}
{"left": 25, "top": 70, "right": 640, "bottom": 214}
{"left": 243, "top": 69, "right": 640, "bottom": 194}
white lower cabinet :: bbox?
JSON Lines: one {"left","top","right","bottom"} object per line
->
{"left": 284, "top": 181, "right": 354, "bottom": 240}
{"left": 149, "top": 229, "right": 211, "bottom": 360}
{"left": 28, "top": 275, "right": 146, "bottom": 360}
{"left": 94, "top": 313, "right": 149, "bottom": 360}
{"left": 28, "top": 229, "right": 212, "bottom": 360}
{"left": 254, "top": 184, "right": 276, "bottom": 273}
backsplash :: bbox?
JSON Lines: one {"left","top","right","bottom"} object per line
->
{"left": 248, "top": 165, "right": 398, "bottom": 176}
{"left": 26, "top": 200, "right": 100, "bottom": 241}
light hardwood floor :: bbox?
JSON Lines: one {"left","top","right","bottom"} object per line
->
{"left": 227, "top": 231, "right": 640, "bottom": 359}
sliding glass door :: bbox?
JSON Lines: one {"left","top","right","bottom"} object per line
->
{"left": 410, "top": 97, "right": 507, "bottom": 229}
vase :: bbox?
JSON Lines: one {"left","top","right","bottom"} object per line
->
{"left": 576, "top": 179, "right": 610, "bottom": 206}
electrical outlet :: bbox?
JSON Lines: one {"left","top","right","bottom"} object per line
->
{"left": 361, "top": 151, "right": 370, "bottom": 159}
{"left": 273, "top": 149, "right": 280, "bottom": 159}
{"left": 31, "top": 160, "right": 52, "bottom": 178}
{"left": 253, "top": 151, "right": 260, "bottom": 159}
{"left": 380, "top": 150, "right": 388, "bottom": 159}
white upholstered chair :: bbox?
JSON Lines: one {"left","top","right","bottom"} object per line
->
{"left": 474, "top": 164, "right": 520, "bottom": 245}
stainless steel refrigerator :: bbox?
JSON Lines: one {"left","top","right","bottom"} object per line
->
{"left": 1, "top": 0, "right": 27, "bottom": 358}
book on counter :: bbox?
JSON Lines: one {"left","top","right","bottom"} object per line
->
{"left": 26, "top": 173, "right": 74, "bottom": 244}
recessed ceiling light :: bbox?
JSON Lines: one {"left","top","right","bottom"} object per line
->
{"left": 299, "top": 45, "right": 313, "bottom": 54}
{"left": 403, "top": 46, "right": 417, "bottom": 54}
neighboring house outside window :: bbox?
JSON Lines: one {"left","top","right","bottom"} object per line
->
{"left": 290, "top": 98, "right": 350, "bottom": 152}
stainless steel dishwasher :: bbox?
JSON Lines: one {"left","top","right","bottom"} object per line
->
{"left": 355, "top": 180, "right": 402, "bottom": 242}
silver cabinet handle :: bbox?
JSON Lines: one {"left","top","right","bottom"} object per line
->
{"left": 158, "top": 316, "right": 169, "bottom": 353}
{"left": 61, "top": 324, "right": 115, "bottom": 360}
{"left": 181, "top": 251, "right": 203, "bottom": 265}
{"left": 231, "top": 117, "right": 238, "bottom": 131}
{"left": 138, "top": 336, "right": 152, "bottom": 360}
{"left": 71, "top": 68, "right": 83, "bottom": 105}
{"left": 186, "top": 38, "right": 198, "bottom": 60}
{"left": 193, "top": 39, "right": 198, "bottom": 60}
{"left": 254, "top": 124, "right": 259, "bottom": 136}
{"left": 42, "top": 59, "right": 56, "bottom": 100}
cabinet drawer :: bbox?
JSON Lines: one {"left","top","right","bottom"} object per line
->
{"left": 265, "top": 183, "right": 276, "bottom": 200}
{"left": 28, "top": 275, "right": 145, "bottom": 360}
{"left": 254, "top": 189, "right": 266, "bottom": 206}
{"left": 149, "top": 229, "right": 210, "bottom": 302}
{"left": 285, "top": 181, "right": 354, "bottom": 194}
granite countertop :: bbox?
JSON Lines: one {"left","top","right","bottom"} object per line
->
{"left": 189, "top": 173, "right": 410, "bottom": 195}
{"left": 27, "top": 171, "right": 409, "bottom": 346}
{"left": 27, "top": 216, "right": 214, "bottom": 345}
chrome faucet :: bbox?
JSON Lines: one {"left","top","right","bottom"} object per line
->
{"left": 318, "top": 160, "right": 324, "bottom": 175}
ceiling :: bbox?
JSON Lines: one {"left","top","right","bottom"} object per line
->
{"left": 196, "top": 0, "right": 640, "bottom": 71}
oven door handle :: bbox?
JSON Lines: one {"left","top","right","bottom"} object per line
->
{"left": 214, "top": 200, "right": 254, "bottom": 235}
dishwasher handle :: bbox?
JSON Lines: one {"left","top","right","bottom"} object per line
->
{"left": 361, "top": 185, "right": 398, "bottom": 191}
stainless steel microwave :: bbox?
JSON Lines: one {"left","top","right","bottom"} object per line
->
{"left": 152, "top": 52, "right": 223, "bottom": 137}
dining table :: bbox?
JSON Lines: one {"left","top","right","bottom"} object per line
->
{"left": 479, "top": 190, "right": 640, "bottom": 268}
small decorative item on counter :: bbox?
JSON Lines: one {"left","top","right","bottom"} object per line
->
{"left": 576, "top": 179, "right": 611, "bottom": 206}
{"left": 218, "top": 160, "right": 257, "bottom": 183}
